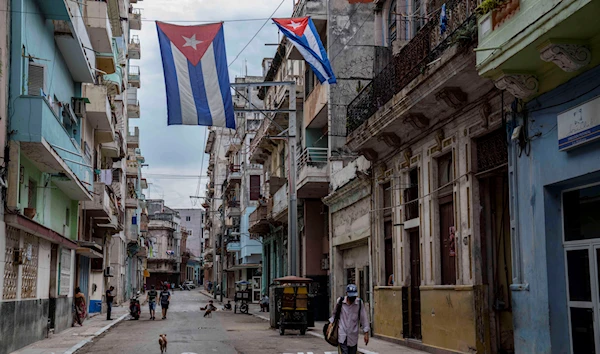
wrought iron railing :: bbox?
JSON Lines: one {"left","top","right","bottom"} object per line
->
{"left": 346, "top": 0, "right": 477, "bottom": 134}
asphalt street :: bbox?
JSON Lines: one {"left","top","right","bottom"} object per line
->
{"left": 77, "top": 290, "right": 340, "bottom": 354}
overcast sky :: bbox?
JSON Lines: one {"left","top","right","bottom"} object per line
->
{"left": 132, "top": 0, "right": 294, "bottom": 208}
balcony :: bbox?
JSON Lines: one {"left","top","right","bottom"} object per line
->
{"left": 297, "top": 147, "right": 329, "bottom": 198}
{"left": 84, "top": 84, "right": 115, "bottom": 143}
{"left": 226, "top": 241, "right": 241, "bottom": 253}
{"left": 95, "top": 37, "right": 117, "bottom": 76}
{"left": 304, "top": 82, "right": 327, "bottom": 128}
{"left": 272, "top": 183, "right": 288, "bottom": 221}
{"left": 225, "top": 201, "right": 241, "bottom": 218}
{"left": 149, "top": 213, "right": 178, "bottom": 230}
{"left": 127, "top": 87, "right": 140, "bottom": 118}
{"left": 11, "top": 96, "right": 93, "bottom": 200}
{"left": 226, "top": 164, "right": 241, "bottom": 181}
{"left": 106, "top": 0, "right": 127, "bottom": 36}
{"left": 249, "top": 204, "right": 270, "bottom": 234}
{"left": 43, "top": 0, "right": 95, "bottom": 83}
{"left": 129, "top": 35, "right": 141, "bottom": 60}
{"left": 127, "top": 127, "right": 140, "bottom": 149}
{"left": 103, "top": 66, "right": 123, "bottom": 96}
{"left": 345, "top": 0, "right": 482, "bottom": 154}
{"left": 293, "top": 0, "right": 326, "bottom": 22}
{"left": 477, "top": 0, "right": 600, "bottom": 100}
{"left": 129, "top": 66, "right": 141, "bottom": 88}
{"left": 129, "top": 7, "right": 142, "bottom": 30}
{"left": 85, "top": 0, "right": 113, "bottom": 54}
{"left": 84, "top": 182, "right": 121, "bottom": 233}
{"left": 126, "top": 159, "right": 138, "bottom": 177}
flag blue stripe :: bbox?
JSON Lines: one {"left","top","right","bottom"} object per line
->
{"left": 187, "top": 60, "right": 213, "bottom": 125}
{"left": 274, "top": 21, "right": 336, "bottom": 84}
{"left": 157, "top": 24, "right": 182, "bottom": 125}
{"left": 213, "top": 27, "right": 236, "bottom": 129}
{"left": 307, "top": 19, "right": 336, "bottom": 83}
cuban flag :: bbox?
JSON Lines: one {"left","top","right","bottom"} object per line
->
{"left": 273, "top": 17, "right": 336, "bottom": 84}
{"left": 156, "top": 22, "right": 235, "bottom": 129}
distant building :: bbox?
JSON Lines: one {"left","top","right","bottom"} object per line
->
{"left": 175, "top": 209, "right": 204, "bottom": 257}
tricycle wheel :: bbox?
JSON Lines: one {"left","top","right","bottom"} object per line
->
{"left": 279, "top": 326, "right": 285, "bottom": 336}
{"left": 240, "top": 303, "right": 249, "bottom": 314}
{"left": 300, "top": 326, "right": 306, "bottom": 335}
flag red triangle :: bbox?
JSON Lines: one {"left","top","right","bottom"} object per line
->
{"left": 157, "top": 22, "right": 222, "bottom": 66}
{"left": 273, "top": 17, "right": 309, "bottom": 37}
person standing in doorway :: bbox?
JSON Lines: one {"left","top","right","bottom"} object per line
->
{"left": 105, "top": 286, "right": 115, "bottom": 320}
{"left": 146, "top": 285, "right": 158, "bottom": 320}
{"left": 159, "top": 286, "right": 171, "bottom": 320}
{"left": 329, "top": 284, "right": 370, "bottom": 354}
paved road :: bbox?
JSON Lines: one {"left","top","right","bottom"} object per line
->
{"left": 78, "top": 290, "right": 339, "bottom": 354}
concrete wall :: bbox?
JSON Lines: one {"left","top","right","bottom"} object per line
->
{"left": 373, "top": 287, "right": 403, "bottom": 340}
{"left": 420, "top": 286, "right": 482, "bottom": 353}
{"left": 508, "top": 63, "right": 600, "bottom": 354}
{"left": 303, "top": 200, "right": 327, "bottom": 276}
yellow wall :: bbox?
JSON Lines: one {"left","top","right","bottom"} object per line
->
{"left": 373, "top": 287, "right": 404, "bottom": 340}
{"left": 420, "top": 285, "right": 482, "bottom": 353}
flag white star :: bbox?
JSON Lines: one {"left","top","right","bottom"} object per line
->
{"left": 288, "top": 20, "right": 302, "bottom": 30}
{"left": 182, "top": 34, "right": 203, "bottom": 50}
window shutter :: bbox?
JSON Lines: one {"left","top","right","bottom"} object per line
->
{"left": 112, "top": 169, "right": 121, "bottom": 182}
{"left": 28, "top": 64, "right": 45, "bottom": 96}
{"left": 250, "top": 175, "right": 260, "bottom": 200}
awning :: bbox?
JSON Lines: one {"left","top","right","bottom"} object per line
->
{"left": 226, "top": 263, "right": 260, "bottom": 271}
{"left": 6, "top": 214, "right": 78, "bottom": 249}
{"left": 76, "top": 247, "right": 103, "bottom": 258}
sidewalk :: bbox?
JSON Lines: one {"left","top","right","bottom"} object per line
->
{"left": 11, "top": 305, "right": 130, "bottom": 354}
{"left": 198, "top": 289, "right": 422, "bottom": 354}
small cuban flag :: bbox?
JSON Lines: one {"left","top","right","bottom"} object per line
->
{"left": 156, "top": 22, "right": 236, "bottom": 129}
{"left": 273, "top": 17, "right": 336, "bottom": 84}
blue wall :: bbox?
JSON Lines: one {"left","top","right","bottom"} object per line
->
{"left": 510, "top": 64, "right": 600, "bottom": 354}
{"left": 241, "top": 205, "right": 262, "bottom": 261}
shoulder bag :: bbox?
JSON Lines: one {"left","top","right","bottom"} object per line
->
{"left": 323, "top": 297, "right": 344, "bottom": 347}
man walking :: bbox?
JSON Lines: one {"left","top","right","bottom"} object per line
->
{"left": 329, "top": 284, "right": 370, "bottom": 354}
{"left": 105, "top": 286, "right": 115, "bottom": 320}
{"left": 146, "top": 285, "right": 158, "bottom": 320}
{"left": 159, "top": 285, "right": 171, "bottom": 320}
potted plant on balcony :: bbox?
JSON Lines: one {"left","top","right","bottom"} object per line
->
{"left": 24, "top": 207, "right": 36, "bottom": 219}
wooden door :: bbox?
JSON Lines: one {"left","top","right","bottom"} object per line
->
{"left": 440, "top": 196, "right": 456, "bottom": 285}
{"left": 409, "top": 230, "right": 422, "bottom": 339}
{"left": 384, "top": 221, "right": 393, "bottom": 283}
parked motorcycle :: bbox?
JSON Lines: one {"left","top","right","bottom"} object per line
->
{"left": 129, "top": 292, "right": 141, "bottom": 320}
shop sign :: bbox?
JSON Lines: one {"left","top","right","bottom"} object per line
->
{"left": 558, "top": 96, "right": 600, "bottom": 151}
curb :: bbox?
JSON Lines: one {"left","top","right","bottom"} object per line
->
{"left": 64, "top": 313, "right": 129, "bottom": 354}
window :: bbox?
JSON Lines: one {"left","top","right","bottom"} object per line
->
{"left": 412, "top": 0, "right": 424, "bottom": 36}
{"left": 438, "top": 153, "right": 453, "bottom": 188}
{"left": 388, "top": 0, "right": 397, "bottom": 46}
{"left": 186, "top": 216, "right": 191, "bottom": 222}
{"left": 65, "top": 208, "right": 70, "bottom": 226}
{"left": 28, "top": 179, "right": 37, "bottom": 209}
{"left": 383, "top": 182, "right": 392, "bottom": 216}
{"left": 250, "top": 175, "right": 260, "bottom": 200}
{"left": 112, "top": 169, "right": 121, "bottom": 183}
{"left": 404, "top": 169, "right": 419, "bottom": 220}
{"left": 28, "top": 63, "right": 45, "bottom": 96}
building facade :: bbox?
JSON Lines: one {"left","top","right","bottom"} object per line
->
{"left": 475, "top": 0, "right": 600, "bottom": 353}
{"left": 146, "top": 200, "right": 181, "bottom": 288}
{"left": 0, "top": 0, "right": 147, "bottom": 351}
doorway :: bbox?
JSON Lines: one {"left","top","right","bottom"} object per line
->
{"left": 409, "top": 229, "right": 421, "bottom": 339}
{"left": 439, "top": 195, "right": 456, "bottom": 285}
{"left": 480, "top": 174, "right": 514, "bottom": 354}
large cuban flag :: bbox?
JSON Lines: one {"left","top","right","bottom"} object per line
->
{"left": 273, "top": 17, "right": 336, "bottom": 84}
{"left": 156, "top": 22, "right": 235, "bottom": 129}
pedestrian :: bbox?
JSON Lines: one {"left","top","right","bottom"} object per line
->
{"left": 387, "top": 273, "right": 394, "bottom": 286}
{"left": 106, "top": 286, "right": 115, "bottom": 320}
{"left": 159, "top": 285, "right": 171, "bottom": 320}
{"left": 73, "top": 287, "right": 86, "bottom": 326}
{"left": 200, "top": 300, "right": 217, "bottom": 317}
{"left": 146, "top": 285, "right": 158, "bottom": 320}
{"left": 260, "top": 293, "right": 269, "bottom": 312}
{"left": 328, "top": 284, "right": 370, "bottom": 354}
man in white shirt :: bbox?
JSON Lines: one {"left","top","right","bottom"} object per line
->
{"left": 329, "top": 284, "right": 370, "bottom": 354}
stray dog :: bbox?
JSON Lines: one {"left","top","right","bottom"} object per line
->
{"left": 200, "top": 301, "right": 217, "bottom": 318}
{"left": 158, "top": 334, "right": 167, "bottom": 353}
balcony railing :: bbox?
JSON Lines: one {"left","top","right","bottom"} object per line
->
{"left": 346, "top": 0, "right": 477, "bottom": 133}
{"left": 297, "top": 147, "right": 328, "bottom": 172}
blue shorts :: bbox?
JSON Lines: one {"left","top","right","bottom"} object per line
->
{"left": 149, "top": 302, "right": 156, "bottom": 311}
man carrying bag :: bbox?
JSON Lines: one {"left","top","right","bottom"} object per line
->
{"left": 324, "top": 284, "right": 370, "bottom": 354}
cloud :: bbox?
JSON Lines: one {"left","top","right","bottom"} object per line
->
{"left": 133, "top": 0, "right": 292, "bottom": 208}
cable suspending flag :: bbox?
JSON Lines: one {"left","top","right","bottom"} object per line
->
{"left": 156, "top": 22, "right": 236, "bottom": 129}
{"left": 272, "top": 17, "right": 336, "bottom": 84}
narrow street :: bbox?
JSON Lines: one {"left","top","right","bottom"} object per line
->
{"left": 78, "top": 291, "right": 340, "bottom": 354}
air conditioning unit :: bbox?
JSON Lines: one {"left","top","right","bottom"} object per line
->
{"left": 104, "top": 266, "right": 114, "bottom": 277}
{"left": 321, "top": 258, "right": 329, "bottom": 270}
{"left": 71, "top": 98, "right": 86, "bottom": 118}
